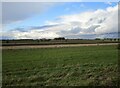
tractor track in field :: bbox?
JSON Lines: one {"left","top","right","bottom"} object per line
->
{"left": 1, "top": 43, "right": 118, "bottom": 49}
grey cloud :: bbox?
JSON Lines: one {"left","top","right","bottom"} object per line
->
{"left": 64, "top": 34, "right": 97, "bottom": 39}
{"left": 2, "top": 2, "right": 55, "bottom": 24}
{"left": 57, "top": 26, "right": 81, "bottom": 36}
{"left": 0, "top": 2, "right": 2, "bottom": 23}
{"left": 82, "top": 25, "right": 100, "bottom": 33}
{"left": 86, "top": 17, "right": 106, "bottom": 26}
{"left": 30, "top": 24, "right": 60, "bottom": 30}
{"left": 64, "top": 32, "right": 119, "bottom": 39}
{"left": 70, "top": 21, "right": 82, "bottom": 26}
{"left": 11, "top": 24, "right": 60, "bottom": 32}
{"left": 97, "top": 32, "right": 119, "bottom": 38}
{"left": 1, "top": 36, "right": 14, "bottom": 40}
{"left": 12, "top": 28, "right": 28, "bottom": 32}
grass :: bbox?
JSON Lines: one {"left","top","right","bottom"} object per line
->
{"left": 2, "top": 45, "right": 119, "bottom": 86}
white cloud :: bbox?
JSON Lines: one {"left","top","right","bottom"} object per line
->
{"left": 2, "top": 5, "right": 118, "bottom": 39}
{"left": 105, "top": 2, "right": 112, "bottom": 5}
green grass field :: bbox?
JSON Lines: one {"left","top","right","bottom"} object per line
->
{"left": 2, "top": 45, "right": 119, "bottom": 86}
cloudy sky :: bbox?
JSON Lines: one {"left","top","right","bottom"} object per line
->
{"left": 1, "top": 2, "right": 119, "bottom": 39}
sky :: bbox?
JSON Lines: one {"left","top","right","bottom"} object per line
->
{"left": 1, "top": 2, "right": 119, "bottom": 39}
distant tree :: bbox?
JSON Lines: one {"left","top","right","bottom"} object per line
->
{"left": 40, "top": 38, "right": 47, "bottom": 41}
{"left": 118, "top": 39, "right": 120, "bottom": 41}
{"left": 54, "top": 37, "right": 65, "bottom": 40}
{"left": 47, "top": 39, "right": 51, "bottom": 41}
{"left": 114, "top": 38, "right": 116, "bottom": 41}
{"left": 95, "top": 38, "right": 100, "bottom": 40}
{"left": 6, "top": 40, "right": 9, "bottom": 43}
{"left": 110, "top": 38, "right": 112, "bottom": 41}
{"left": 37, "top": 39, "right": 40, "bottom": 43}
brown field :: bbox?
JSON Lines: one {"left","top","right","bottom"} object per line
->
{"left": 1, "top": 43, "right": 118, "bottom": 49}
